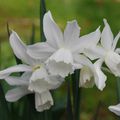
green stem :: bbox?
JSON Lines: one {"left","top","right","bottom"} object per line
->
{"left": 72, "top": 70, "right": 81, "bottom": 120}
{"left": 66, "top": 77, "right": 74, "bottom": 120}
{"left": 40, "top": 0, "right": 46, "bottom": 42}
{"left": 116, "top": 78, "right": 120, "bottom": 120}
{"left": 0, "top": 30, "right": 10, "bottom": 120}
{"left": 30, "top": 24, "right": 35, "bottom": 44}
{"left": 93, "top": 101, "right": 102, "bottom": 120}
{"left": 117, "top": 77, "right": 120, "bottom": 102}
{"left": 0, "top": 83, "right": 10, "bottom": 120}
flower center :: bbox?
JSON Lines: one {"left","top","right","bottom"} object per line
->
{"left": 32, "top": 65, "right": 41, "bottom": 72}
{"left": 105, "top": 50, "right": 113, "bottom": 59}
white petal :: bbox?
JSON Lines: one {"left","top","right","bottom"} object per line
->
{"left": 112, "top": 32, "right": 120, "bottom": 50}
{"left": 94, "top": 59, "right": 107, "bottom": 91}
{"left": 5, "top": 72, "right": 31, "bottom": 86}
{"left": 27, "top": 42, "right": 55, "bottom": 60}
{"left": 5, "top": 76, "right": 29, "bottom": 86}
{"left": 28, "top": 80, "right": 49, "bottom": 94}
{"left": 74, "top": 54, "right": 93, "bottom": 67}
{"left": 28, "top": 66, "right": 49, "bottom": 93}
{"left": 46, "top": 48, "right": 74, "bottom": 77}
{"left": 74, "top": 55, "right": 94, "bottom": 88}
{"left": 84, "top": 45, "right": 106, "bottom": 60}
{"left": 5, "top": 87, "right": 31, "bottom": 102}
{"left": 80, "top": 66, "right": 94, "bottom": 88}
{"left": 105, "top": 51, "right": 120, "bottom": 77}
{"left": 35, "top": 91, "right": 53, "bottom": 112}
{"left": 101, "top": 19, "right": 113, "bottom": 50}
{"left": 109, "top": 103, "right": 120, "bottom": 116}
{"left": 43, "top": 11, "right": 63, "bottom": 48}
{"left": 64, "top": 20, "right": 80, "bottom": 48}
{"left": 72, "top": 27, "right": 101, "bottom": 53}
{"left": 29, "top": 72, "right": 63, "bottom": 93}
{"left": 0, "top": 64, "right": 31, "bottom": 79}
{"left": 45, "top": 75, "right": 64, "bottom": 89}
{"left": 10, "top": 31, "right": 35, "bottom": 65}
{"left": 30, "top": 66, "right": 48, "bottom": 82}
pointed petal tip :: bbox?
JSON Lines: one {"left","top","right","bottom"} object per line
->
{"left": 67, "top": 20, "right": 81, "bottom": 30}
{"left": 44, "top": 10, "right": 52, "bottom": 18}
{"left": 97, "top": 26, "right": 101, "bottom": 30}
{"left": 9, "top": 30, "right": 17, "bottom": 39}
{"left": 43, "top": 10, "right": 54, "bottom": 24}
{"left": 103, "top": 18, "right": 108, "bottom": 24}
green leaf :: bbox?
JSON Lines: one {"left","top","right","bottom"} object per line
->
{"left": 0, "top": 83, "right": 10, "bottom": 120}
{"left": 40, "top": 0, "right": 46, "bottom": 42}
{"left": 66, "top": 76, "right": 74, "bottom": 120}
{"left": 117, "top": 77, "right": 120, "bottom": 102}
{"left": 0, "top": 30, "right": 10, "bottom": 120}
{"left": 72, "top": 70, "right": 81, "bottom": 120}
{"left": 30, "top": 24, "right": 35, "bottom": 44}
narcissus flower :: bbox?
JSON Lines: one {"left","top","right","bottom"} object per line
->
{"left": 27, "top": 11, "right": 101, "bottom": 77}
{"left": 0, "top": 31, "right": 64, "bottom": 112}
{"left": 109, "top": 103, "right": 120, "bottom": 116}
{"left": 5, "top": 75, "right": 54, "bottom": 112}
{"left": 84, "top": 19, "right": 120, "bottom": 77}
{"left": 74, "top": 55, "right": 106, "bottom": 91}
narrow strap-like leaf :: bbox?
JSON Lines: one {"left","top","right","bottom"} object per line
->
{"left": 93, "top": 101, "right": 102, "bottom": 120}
{"left": 72, "top": 70, "right": 81, "bottom": 120}
{"left": 116, "top": 78, "right": 120, "bottom": 120}
{"left": 117, "top": 77, "right": 120, "bottom": 102}
{"left": 0, "top": 83, "right": 10, "bottom": 120}
{"left": 40, "top": 0, "right": 46, "bottom": 42}
{"left": 66, "top": 78, "right": 74, "bottom": 120}
{"left": 7, "top": 22, "right": 10, "bottom": 37}
{"left": 30, "top": 24, "right": 35, "bottom": 44}
{"left": 0, "top": 32, "right": 10, "bottom": 120}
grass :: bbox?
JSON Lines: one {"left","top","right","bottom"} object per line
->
{"left": 0, "top": 0, "right": 120, "bottom": 119}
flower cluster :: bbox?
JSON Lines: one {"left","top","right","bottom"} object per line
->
{"left": 0, "top": 11, "right": 120, "bottom": 115}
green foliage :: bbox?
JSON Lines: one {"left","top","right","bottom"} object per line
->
{"left": 0, "top": 0, "right": 120, "bottom": 120}
{"left": 0, "top": 83, "right": 9, "bottom": 120}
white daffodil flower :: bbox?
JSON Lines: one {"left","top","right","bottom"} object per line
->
{"left": 109, "top": 103, "right": 120, "bottom": 116}
{"left": 0, "top": 31, "right": 64, "bottom": 112}
{"left": 84, "top": 19, "right": 120, "bottom": 77}
{"left": 5, "top": 74, "right": 54, "bottom": 112}
{"left": 74, "top": 55, "right": 106, "bottom": 91}
{"left": 27, "top": 11, "right": 101, "bottom": 78}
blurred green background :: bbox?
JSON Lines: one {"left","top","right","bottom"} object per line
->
{"left": 0, "top": 0, "right": 120, "bottom": 120}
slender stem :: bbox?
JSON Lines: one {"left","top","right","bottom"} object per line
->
{"left": 30, "top": 24, "right": 35, "bottom": 44}
{"left": 66, "top": 77, "right": 74, "bottom": 120}
{"left": 40, "top": 0, "right": 46, "bottom": 42}
{"left": 116, "top": 77, "right": 120, "bottom": 102}
{"left": 116, "top": 78, "right": 120, "bottom": 120}
{"left": 0, "top": 83, "right": 10, "bottom": 120}
{"left": 72, "top": 70, "right": 81, "bottom": 120}
{"left": 101, "top": 67, "right": 112, "bottom": 74}
{"left": 0, "top": 31, "right": 10, "bottom": 120}
{"left": 93, "top": 101, "right": 102, "bottom": 120}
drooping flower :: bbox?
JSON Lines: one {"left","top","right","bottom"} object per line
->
{"left": 5, "top": 74, "right": 54, "bottom": 112}
{"left": 74, "top": 55, "right": 106, "bottom": 91}
{"left": 0, "top": 31, "right": 64, "bottom": 111}
{"left": 84, "top": 19, "right": 120, "bottom": 77}
{"left": 27, "top": 11, "right": 101, "bottom": 78}
{"left": 109, "top": 103, "right": 120, "bottom": 116}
